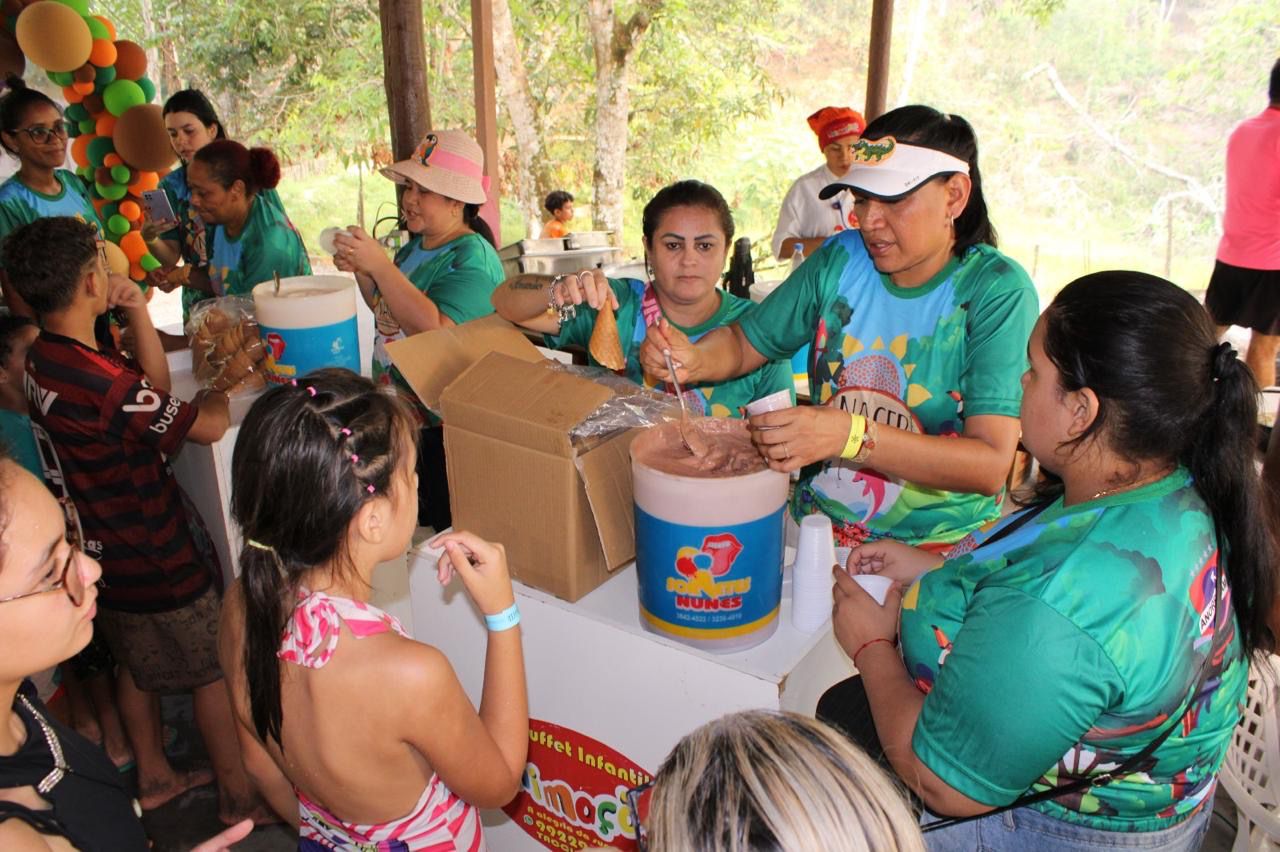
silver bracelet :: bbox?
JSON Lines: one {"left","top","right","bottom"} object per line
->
{"left": 547, "top": 274, "right": 577, "bottom": 324}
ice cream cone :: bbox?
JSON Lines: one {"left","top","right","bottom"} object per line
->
{"left": 588, "top": 298, "right": 626, "bottom": 371}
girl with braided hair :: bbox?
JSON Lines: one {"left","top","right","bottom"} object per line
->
{"left": 218, "top": 369, "right": 527, "bottom": 849}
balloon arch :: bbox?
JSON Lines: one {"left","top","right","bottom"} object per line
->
{"left": 2, "top": 0, "right": 177, "bottom": 281}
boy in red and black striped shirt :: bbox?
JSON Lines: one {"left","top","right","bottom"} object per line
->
{"left": 5, "top": 217, "right": 268, "bottom": 820}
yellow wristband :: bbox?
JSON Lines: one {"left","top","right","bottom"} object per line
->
{"left": 840, "top": 413, "right": 867, "bottom": 459}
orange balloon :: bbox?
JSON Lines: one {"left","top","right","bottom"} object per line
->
{"left": 119, "top": 230, "right": 147, "bottom": 263}
{"left": 70, "top": 133, "right": 94, "bottom": 167}
{"left": 72, "top": 80, "right": 94, "bottom": 95}
{"left": 91, "top": 197, "right": 108, "bottom": 216}
{"left": 62, "top": 85, "right": 83, "bottom": 104}
{"left": 103, "top": 152, "right": 122, "bottom": 167}
{"left": 93, "top": 15, "right": 116, "bottom": 40}
{"left": 88, "top": 38, "right": 116, "bottom": 68}
{"left": 95, "top": 114, "right": 116, "bottom": 137}
{"left": 119, "top": 199, "right": 141, "bottom": 221}
{"left": 128, "top": 262, "right": 144, "bottom": 281}
{"left": 128, "top": 170, "right": 159, "bottom": 195}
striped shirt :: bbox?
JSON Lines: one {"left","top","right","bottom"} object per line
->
{"left": 25, "top": 331, "right": 212, "bottom": 613}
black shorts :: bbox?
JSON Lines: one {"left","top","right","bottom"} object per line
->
{"left": 1205, "top": 260, "right": 1280, "bottom": 335}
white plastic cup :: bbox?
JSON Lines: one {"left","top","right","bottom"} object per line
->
{"left": 792, "top": 514, "right": 837, "bottom": 633}
{"left": 745, "top": 389, "right": 793, "bottom": 417}
{"left": 852, "top": 573, "right": 894, "bottom": 606}
{"left": 318, "top": 227, "right": 352, "bottom": 255}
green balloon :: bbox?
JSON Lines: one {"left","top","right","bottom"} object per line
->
{"left": 139, "top": 254, "right": 161, "bottom": 272}
{"left": 96, "top": 181, "right": 127, "bottom": 201}
{"left": 83, "top": 15, "right": 108, "bottom": 39}
{"left": 101, "top": 202, "right": 119, "bottom": 220}
{"left": 51, "top": 0, "right": 90, "bottom": 14}
{"left": 95, "top": 65, "right": 116, "bottom": 86}
{"left": 102, "top": 80, "right": 145, "bottom": 118}
{"left": 49, "top": 70, "right": 74, "bottom": 87}
{"left": 107, "top": 214, "right": 130, "bottom": 236}
{"left": 137, "top": 77, "right": 156, "bottom": 103}
{"left": 67, "top": 124, "right": 81, "bottom": 139}
{"left": 77, "top": 119, "right": 94, "bottom": 135}
{"left": 87, "top": 136, "right": 114, "bottom": 168}
{"left": 65, "top": 104, "right": 87, "bottom": 122}
{"left": 110, "top": 165, "right": 131, "bottom": 184}
{"left": 76, "top": 165, "right": 92, "bottom": 180}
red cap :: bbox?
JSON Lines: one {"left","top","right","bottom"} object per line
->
{"left": 807, "top": 107, "right": 866, "bottom": 150}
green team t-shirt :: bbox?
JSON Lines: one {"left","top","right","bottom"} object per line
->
{"left": 738, "top": 231, "right": 1037, "bottom": 547}
{"left": 0, "top": 170, "right": 103, "bottom": 268}
{"left": 207, "top": 191, "right": 310, "bottom": 298}
{"left": 901, "top": 469, "right": 1245, "bottom": 832}
{"left": 546, "top": 278, "right": 793, "bottom": 418}
{"left": 161, "top": 167, "right": 291, "bottom": 322}
{"left": 372, "top": 232, "right": 503, "bottom": 416}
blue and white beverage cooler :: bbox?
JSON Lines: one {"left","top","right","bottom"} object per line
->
{"left": 631, "top": 421, "right": 789, "bottom": 653}
{"left": 252, "top": 275, "right": 361, "bottom": 384}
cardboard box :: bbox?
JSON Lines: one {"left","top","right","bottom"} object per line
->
{"left": 387, "top": 316, "right": 638, "bottom": 601}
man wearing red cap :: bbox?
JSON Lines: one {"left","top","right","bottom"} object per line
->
{"left": 770, "top": 106, "right": 865, "bottom": 261}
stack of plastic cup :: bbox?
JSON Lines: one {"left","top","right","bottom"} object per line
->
{"left": 792, "top": 514, "right": 837, "bottom": 633}
{"left": 745, "top": 389, "right": 793, "bottom": 418}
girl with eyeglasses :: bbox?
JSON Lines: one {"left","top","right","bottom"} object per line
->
{"left": 0, "top": 452, "right": 256, "bottom": 850}
{"left": 0, "top": 77, "right": 103, "bottom": 320}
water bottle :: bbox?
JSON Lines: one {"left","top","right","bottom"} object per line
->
{"left": 789, "top": 242, "right": 805, "bottom": 275}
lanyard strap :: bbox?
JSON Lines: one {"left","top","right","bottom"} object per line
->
{"left": 922, "top": 541, "right": 1225, "bottom": 833}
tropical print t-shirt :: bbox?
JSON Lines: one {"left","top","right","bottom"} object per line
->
{"left": 161, "top": 167, "right": 290, "bottom": 322}
{"left": 546, "top": 278, "right": 794, "bottom": 418}
{"left": 901, "top": 469, "right": 1245, "bottom": 832}
{"left": 207, "top": 191, "right": 310, "bottom": 298}
{"left": 371, "top": 231, "right": 503, "bottom": 396}
{"left": 0, "top": 170, "right": 102, "bottom": 269}
{"left": 738, "top": 231, "right": 1037, "bottom": 547}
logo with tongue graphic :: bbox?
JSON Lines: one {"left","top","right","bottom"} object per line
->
{"left": 669, "top": 533, "right": 750, "bottom": 611}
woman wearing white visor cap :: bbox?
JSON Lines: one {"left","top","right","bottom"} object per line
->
{"left": 641, "top": 105, "right": 1038, "bottom": 553}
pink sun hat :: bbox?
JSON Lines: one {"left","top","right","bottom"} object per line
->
{"left": 381, "top": 130, "right": 489, "bottom": 205}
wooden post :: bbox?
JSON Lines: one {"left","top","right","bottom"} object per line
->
{"left": 864, "top": 0, "right": 894, "bottom": 122}
{"left": 471, "top": 0, "right": 502, "bottom": 245}
{"left": 379, "top": 0, "right": 431, "bottom": 163}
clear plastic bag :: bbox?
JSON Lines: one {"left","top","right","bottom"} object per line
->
{"left": 549, "top": 361, "right": 680, "bottom": 451}
{"left": 185, "top": 297, "right": 268, "bottom": 396}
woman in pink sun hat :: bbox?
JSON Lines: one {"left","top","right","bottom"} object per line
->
{"left": 333, "top": 129, "right": 503, "bottom": 532}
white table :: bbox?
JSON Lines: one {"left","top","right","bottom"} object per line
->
{"left": 408, "top": 540, "right": 855, "bottom": 851}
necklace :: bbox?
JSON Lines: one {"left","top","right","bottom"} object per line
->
{"left": 1089, "top": 469, "right": 1171, "bottom": 502}
{"left": 14, "top": 693, "right": 142, "bottom": 817}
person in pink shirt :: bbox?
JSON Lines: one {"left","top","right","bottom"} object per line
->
{"left": 1205, "top": 58, "right": 1280, "bottom": 388}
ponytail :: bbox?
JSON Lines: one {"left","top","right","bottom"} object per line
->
{"left": 464, "top": 203, "right": 496, "bottom": 248}
{"left": 1185, "top": 345, "right": 1276, "bottom": 655}
{"left": 230, "top": 369, "right": 418, "bottom": 744}
{"left": 240, "top": 545, "right": 289, "bottom": 745}
{"left": 1036, "top": 272, "right": 1276, "bottom": 656}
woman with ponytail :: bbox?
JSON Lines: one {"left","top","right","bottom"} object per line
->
{"left": 184, "top": 139, "right": 310, "bottom": 298}
{"left": 219, "top": 369, "right": 527, "bottom": 848}
{"left": 332, "top": 130, "right": 503, "bottom": 532}
{"left": 642, "top": 106, "right": 1038, "bottom": 552}
{"left": 825, "top": 271, "right": 1276, "bottom": 850}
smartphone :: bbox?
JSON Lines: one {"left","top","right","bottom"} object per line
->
{"left": 142, "top": 189, "right": 176, "bottom": 223}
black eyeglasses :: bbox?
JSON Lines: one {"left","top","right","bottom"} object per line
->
{"left": 10, "top": 123, "right": 70, "bottom": 145}
{"left": 626, "top": 779, "right": 654, "bottom": 851}
{"left": 0, "top": 506, "right": 85, "bottom": 607}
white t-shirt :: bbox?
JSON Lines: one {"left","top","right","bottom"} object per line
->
{"left": 770, "top": 163, "right": 858, "bottom": 259}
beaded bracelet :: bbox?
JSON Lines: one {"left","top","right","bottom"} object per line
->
{"left": 484, "top": 603, "right": 521, "bottom": 632}
{"left": 547, "top": 275, "right": 577, "bottom": 325}
{"left": 852, "top": 418, "right": 878, "bottom": 464}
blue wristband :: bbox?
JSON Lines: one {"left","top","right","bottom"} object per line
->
{"left": 484, "top": 603, "right": 521, "bottom": 632}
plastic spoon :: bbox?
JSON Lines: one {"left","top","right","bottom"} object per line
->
{"left": 663, "top": 348, "right": 707, "bottom": 457}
